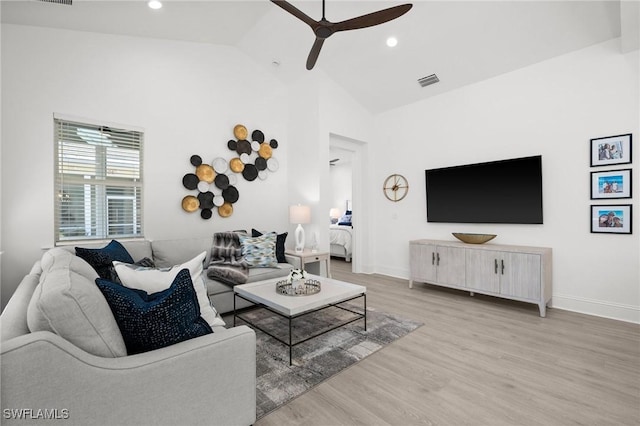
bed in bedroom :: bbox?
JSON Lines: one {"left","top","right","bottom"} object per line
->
{"left": 330, "top": 223, "right": 353, "bottom": 262}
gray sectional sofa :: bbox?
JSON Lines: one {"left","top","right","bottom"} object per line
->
{"left": 0, "top": 237, "right": 294, "bottom": 426}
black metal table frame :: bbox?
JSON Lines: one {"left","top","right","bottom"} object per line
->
{"left": 233, "top": 292, "right": 367, "bottom": 365}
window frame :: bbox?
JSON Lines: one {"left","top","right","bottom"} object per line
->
{"left": 53, "top": 114, "right": 144, "bottom": 244}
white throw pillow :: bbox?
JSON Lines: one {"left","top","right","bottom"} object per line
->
{"left": 113, "top": 251, "right": 225, "bottom": 328}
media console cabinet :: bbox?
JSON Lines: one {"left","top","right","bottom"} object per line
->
{"left": 409, "top": 239, "right": 552, "bottom": 317}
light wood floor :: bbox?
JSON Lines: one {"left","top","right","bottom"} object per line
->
{"left": 256, "top": 258, "right": 640, "bottom": 426}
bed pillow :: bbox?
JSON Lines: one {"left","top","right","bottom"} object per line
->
{"left": 251, "top": 229, "right": 288, "bottom": 263}
{"left": 239, "top": 232, "right": 278, "bottom": 268}
{"left": 338, "top": 212, "right": 352, "bottom": 226}
{"left": 95, "top": 269, "right": 213, "bottom": 355}
{"left": 113, "top": 251, "right": 225, "bottom": 328}
{"left": 75, "top": 240, "right": 135, "bottom": 281}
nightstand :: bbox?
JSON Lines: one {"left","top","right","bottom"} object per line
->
{"left": 285, "top": 249, "right": 331, "bottom": 278}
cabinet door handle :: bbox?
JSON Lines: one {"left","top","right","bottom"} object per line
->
{"left": 494, "top": 259, "right": 498, "bottom": 274}
{"left": 501, "top": 259, "right": 505, "bottom": 275}
{"left": 432, "top": 252, "right": 435, "bottom": 265}
{"left": 436, "top": 253, "right": 440, "bottom": 266}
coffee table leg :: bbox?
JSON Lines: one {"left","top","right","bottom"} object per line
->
{"left": 289, "top": 317, "right": 293, "bottom": 365}
{"left": 364, "top": 293, "right": 367, "bottom": 331}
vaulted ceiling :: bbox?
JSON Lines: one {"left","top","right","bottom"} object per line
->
{"left": 2, "top": 1, "right": 636, "bottom": 113}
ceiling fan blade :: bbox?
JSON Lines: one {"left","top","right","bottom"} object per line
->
{"left": 270, "top": 0, "right": 317, "bottom": 28}
{"left": 306, "top": 37, "right": 325, "bottom": 70}
{"left": 333, "top": 4, "right": 412, "bottom": 32}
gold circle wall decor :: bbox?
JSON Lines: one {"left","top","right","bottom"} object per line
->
{"left": 383, "top": 174, "right": 409, "bottom": 202}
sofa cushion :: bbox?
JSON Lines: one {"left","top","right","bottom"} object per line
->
{"left": 27, "top": 248, "right": 127, "bottom": 357}
{"left": 96, "top": 269, "right": 213, "bottom": 355}
{"left": 252, "top": 229, "right": 288, "bottom": 263}
{"left": 239, "top": 233, "right": 278, "bottom": 268}
{"left": 151, "top": 237, "right": 214, "bottom": 268}
{"left": 247, "top": 263, "right": 292, "bottom": 282}
{"left": 113, "top": 252, "right": 225, "bottom": 328}
{"left": 203, "top": 262, "right": 293, "bottom": 297}
{"left": 75, "top": 240, "right": 135, "bottom": 281}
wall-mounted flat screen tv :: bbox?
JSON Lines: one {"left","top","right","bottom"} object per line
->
{"left": 425, "top": 155, "right": 543, "bottom": 224}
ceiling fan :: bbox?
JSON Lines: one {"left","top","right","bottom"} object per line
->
{"left": 271, "top": 0, "right": 413, "bottom": 70}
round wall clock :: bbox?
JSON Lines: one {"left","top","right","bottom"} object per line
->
{"left": 383, "top": 174, "right": 409, "bottom": 202}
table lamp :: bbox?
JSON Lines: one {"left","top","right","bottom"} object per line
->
{"left": 329, "top": 208, "right": 341, "bottom": 224}
{"left": 289, "top": 205, "right": 311, "bottom": 253}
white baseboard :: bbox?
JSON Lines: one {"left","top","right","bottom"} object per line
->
{"left": 551, "top": 294, "right": 640, "bottom": 324}
{"left": 375, "top": 266, "right": 408, "bottom": 281}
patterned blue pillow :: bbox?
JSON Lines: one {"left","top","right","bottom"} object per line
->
{"left": 239, "top": 232, "right": 278, "bottom": 268}
{"left": 76, "top": 240, "right": 135, "bottom": 280}
{"left": 95, "top": 268, "right": 213, "bottom": 355}
{"left": 251, "top": 229, "right": 288, "bottom": 263}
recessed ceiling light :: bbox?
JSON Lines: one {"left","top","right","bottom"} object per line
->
{"left": 386, "top": 37, "right": 398, "bottom": 48}
{"left": 148, "top": 0, "right": 162, "bottom": 10}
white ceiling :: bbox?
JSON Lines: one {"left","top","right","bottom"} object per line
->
{"left": 1, "top": 0, "right": 633, "bottom": 113}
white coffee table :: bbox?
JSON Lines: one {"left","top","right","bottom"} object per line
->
{"left": 233, "top": 274, "right": 367, "bottom": 365}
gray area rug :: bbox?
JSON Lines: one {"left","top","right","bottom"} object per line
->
{"left": 229, "top": 304, "right": 423, "bottom": 419}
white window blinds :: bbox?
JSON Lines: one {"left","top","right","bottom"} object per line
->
{"left": 54, "top": 117, "right": 144, "bottom": 242}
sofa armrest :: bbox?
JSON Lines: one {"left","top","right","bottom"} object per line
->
{"left": 1, "top": 327, "right": 256, "bottom": 426}
{"left": 284, "top": 254, "right": 301, "bottom": 269}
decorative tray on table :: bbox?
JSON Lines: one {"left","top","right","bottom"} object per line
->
{"left": 276, "top": 279, "right": 322, "bottom": 296}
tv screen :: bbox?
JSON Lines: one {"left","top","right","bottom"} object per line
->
{"left": 425, "top": 155, "right": 543, "bottom": 224}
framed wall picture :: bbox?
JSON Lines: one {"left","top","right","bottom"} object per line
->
{"left": 591, "top": 204, "right": 632, "bottom": 234}
{"left": 590, "top": 133, "right": 632, "bottom": 167}
{"left": 590, "top": 169, "right": 632, "bottom": 199}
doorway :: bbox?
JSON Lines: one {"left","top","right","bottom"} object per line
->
{"left": 328, "top": 134, "right": 367, "bottom": 274}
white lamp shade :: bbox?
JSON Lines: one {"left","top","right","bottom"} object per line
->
{"left": 329, "top": 208, "right": 341, "bottom": 219}
{"left": 289, "top": 205, "right": 311, "bottom": 224}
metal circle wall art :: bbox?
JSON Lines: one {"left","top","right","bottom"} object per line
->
{"left": 181, "top": 123, "right": 280, "bottom": 219}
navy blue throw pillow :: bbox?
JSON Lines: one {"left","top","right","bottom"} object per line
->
{"left": 252, "top": 229, "right": 288, "bottom": 263}
{"left": 76, "top": 240, "right": 135, "bottom": 280}
{"left": 95, "top": 268, "right": 213, "bottom": 355}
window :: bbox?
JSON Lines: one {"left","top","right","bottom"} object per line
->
{"left": 54, "top": 116, "right": 143, "bottom": 243}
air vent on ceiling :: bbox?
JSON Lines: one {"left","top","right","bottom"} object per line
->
{"left": 37, "top": 0, "right": 72, "bottom": 5}
{"left": 418, "top": 74, "right": 439, "bottom": 88}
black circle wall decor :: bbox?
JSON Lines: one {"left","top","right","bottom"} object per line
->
{"left": 242, "top": 164, "right": 258, "bottom": 181}
{"left": 222, "top": 186, "right": 239, "bottom": 203}
{"left": 255, "top": 157, "right": 267, "bottom": 171}
{"left": 236, "top": 140, "right": 252, "bottom": 156}
{"left": 214, "top": 173, "right": 230, "bottom": 190}
{"left": 251, "top": 130, "right": 265, "bottom": 143}
{"left": 197, "top": 191, "right": 215, "bottom": 209}
{"left": 182, "top": 173, "right": 199, "bottom": 190}
{"left": 190, "top": 155, "right": 202, "bottom": 166}
{"left": 181, "top": 124, "right": 279, "bottom": 220}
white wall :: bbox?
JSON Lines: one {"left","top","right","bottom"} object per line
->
{"left": 284, "top": 70, "right": 374, "bottom": 274}
{"left": 1, "top": 24, "right": 289, "bottom": 308}
{"left": 372, "top": 39, "right": 640, "bottom": 323}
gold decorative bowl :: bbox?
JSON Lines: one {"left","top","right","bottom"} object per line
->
{"left": 452, "top": 233, "right": 497, "bottom": 244}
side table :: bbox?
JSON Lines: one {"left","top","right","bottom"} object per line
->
{"left": 285, "top": 249, "right": 331, "bottom": 278}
